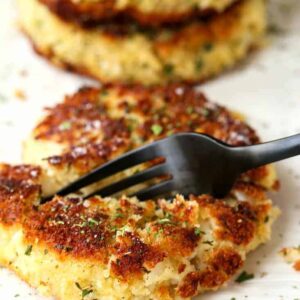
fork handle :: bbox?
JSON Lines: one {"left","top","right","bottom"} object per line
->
{"left": 235, "top": 133, "right": 300, "bottom": 171}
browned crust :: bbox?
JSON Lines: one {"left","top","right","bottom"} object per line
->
{"left": 22, "top": 195, "right": 202, "bottom": 279}
{"left": 27, "top": 84, "right": 270, "bottom": 186}
{"left": 191, "top": 193, "right": 259, "bottom": 245}
{"left": 0, "top": 164, "right": 41, "bottom": 225}
{"left": 39, "top": 0, "right": 235, "bottom": 27}
{"left": 0, "top": 174, "right": 272, "bottom": 283}
{"left": 178, "top": 247, "right": 243, "bottom": 297}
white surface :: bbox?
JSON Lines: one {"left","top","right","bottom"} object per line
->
{"left": 0, "top": 0, "right": 300, "bottom": 299}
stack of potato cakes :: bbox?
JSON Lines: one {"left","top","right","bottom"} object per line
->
{"left": 18, "top": 0, "right": 267, "bottom": 85}
{"left": 5, "top": 2, "right": 277, "bottom": 300}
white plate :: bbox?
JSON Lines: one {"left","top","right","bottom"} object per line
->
{"left": 0, "top": 0, "right": 300, "bottom": 299}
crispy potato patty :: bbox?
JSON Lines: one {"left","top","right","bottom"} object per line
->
{"left": 0, "top": 164, "right": 279, "bottom": 300}
{"left": 39, "top": 0, "right": 237, "bottom": 26}
{"left": 0, "top": 84, "right": 280, "bottom": 299}
{"left": 23, "top": 84, "right": 278, "bottom": 196}
{"left": 18, "top": 0, "right": 266, "bottom": 85}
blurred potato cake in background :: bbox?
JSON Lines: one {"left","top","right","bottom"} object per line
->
{"left": 17, "top": 0, "right": 267, "bottom": 85}
{"left": 0, "top": 84, "right": 279, "bottom": 300}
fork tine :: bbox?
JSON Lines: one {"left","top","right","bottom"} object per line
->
{"left": 43, "top": 142, "right": 162, "bottom": 201}
{"left": 132, "top": 179, "right": 175, "bottom": 201}
{"left": 85, "top": 163, "right": 169, "bottom": 198}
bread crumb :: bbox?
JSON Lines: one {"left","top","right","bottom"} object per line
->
{"left": 14, "top": 89, "right": 26, "bottom": 101}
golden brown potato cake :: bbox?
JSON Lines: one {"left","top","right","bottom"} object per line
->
{"left": 18, "top": 0, "right": 266, "bottom": 85}
{"left": 23, "top": 84, "right": 278, "bottom": 196}
{"left": 39, "top": 0, "right": 237, "bottom": 27}
{"left": 0, "top": 163, "right": 279, "bottom": 300}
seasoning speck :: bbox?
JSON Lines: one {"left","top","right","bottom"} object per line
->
{"left": 235, "top": 271, "right": 254, "bottom": 283}
{"left": 25, "top": 245, "right": 33, "bottom": 256}
{"left": 151, "top": 124, "right": 163, "bottom": 136}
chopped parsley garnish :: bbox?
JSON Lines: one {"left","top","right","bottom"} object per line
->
{"left": 114, "top": 212, "right": 124, "bottom": 219}
{"left": 195, "top": 59, "right": 204, "bottom": 72}
{"left": 116, "top": 225, "right": 130, "bottom": 236}
{"left": 235, "top": 271, "right": 254, "bottom": 283}
{"left": 87, "top": 218, "right": 100, "bottom": 227}
{"left": 165, "top": 212, "right": 173, "bottom": 219}
{"left": 186, "top": 106, "right": 194, "bottom": 114}
{"left": 194, "top": 227, "right": 204, "bottom": 236}
{"left": 203, "top": 240, "right": 213, "bottom": 246}
{"left": 59, "top": 121, "right": 71, "bottom": 131}
{"left": 203, "top": 42, "right": 214, "bottom": 52}
{"left": 55, "top": 220, "right": 65, "bottom": 225}
{"left": 25, "top": 245, "right": 33, "bottom": 256}
{"left": 151, "top": 124, "right": 163, "bottom": 136}
{"left": 201, "top": 108, "right": 210, "bottom": 116}
{"left": 110, "top": 225, "right": 118, "bottom": 232}
{"left": 157, "top": 218, "right": 171, "bottom": 225}
{"left": 154, "top": 228, "right": 164, "bottom": 239}
{"left": 100, "top": 89, "right": 108, "bottom": 97}
{"left": 74, "top": 217, "right": 100, "bottom": 228}
{"left": 163, "top": 64, "right": 174, "bottom": 76}
{"left": 75, "top": 282, "right": 93, "bottom": 299}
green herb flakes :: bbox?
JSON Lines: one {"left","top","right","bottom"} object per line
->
{"left": 163, "top": 64, "right": 174, "bottom": 76}
{"left": 186, "top": 106, "right": 194, "bottom": 114}
{"left": 194, "top": 227, "right": 204, "bottom": 236}
{"left": 235, "top": 271, "right": 254, "bottom": 283}
{"left": 87, "top": 218, "right": 99, "bottom": 227}
{"left": 203, "top": 42, "right": 214, "bottom": 52}
{"left": 203, "top": 240, "right": 213, "bottom": 246}
{"left": 157, "top": 218, "right": 171, "bottom": 225}
{"left": 75, "top": 282, "right": 93, "bottom": 299}
{"left": 114, "top": 212, "right": 124, "bottom": 219}
{"left": 151, "top": 124, "right": 163, "bottom": 136}
{"left": 25, "top": 245, "right": 33, "bottom": 256}
{"left": 100, "top": 89, "right": 108, "bottom": 97}
{"left": 195, "top": 59, "right": 204, "bottom": 72}
{"left": 154, "top": 228, "right": 164, "bottom": 239}
{"left": 59, "top": 121, "right": 71, "bottom": 131}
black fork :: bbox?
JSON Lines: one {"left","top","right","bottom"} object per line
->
{"left": 42, "top": 132, "right": 300, "bottom": 203}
